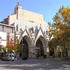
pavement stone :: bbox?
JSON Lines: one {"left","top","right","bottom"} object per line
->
{"left": 0, "top": 58, "right": 70, "bottom": 70}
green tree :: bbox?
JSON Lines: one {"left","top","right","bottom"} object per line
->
{"left": 49, "top": 6, "right": 70, "bottom": 49}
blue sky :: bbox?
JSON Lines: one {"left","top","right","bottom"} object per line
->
{"left": 0, "top": 0, "right": 70, "bottom": 23}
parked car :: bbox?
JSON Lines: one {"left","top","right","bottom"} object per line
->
{"left": 1, "top": 54, "right": 9, "bottom": 61}
{"left": 1, "top": 52, "right": 15, "bottom": 61}
{"left": 8, "top": 53, "right": 15, "bottom": 61}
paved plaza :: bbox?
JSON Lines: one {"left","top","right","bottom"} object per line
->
{"left": 0, "top": 58, "right": 70, "bottom": 70}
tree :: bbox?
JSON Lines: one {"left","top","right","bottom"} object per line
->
{"left": 51, "top": 6, "right": 70, "bottom": 49}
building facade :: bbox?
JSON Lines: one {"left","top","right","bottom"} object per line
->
{"left": 0, "top": 3, "right": 50, "bottom": 59}
{"left": 0, "top": 23, "right": 14, "bottom": 47}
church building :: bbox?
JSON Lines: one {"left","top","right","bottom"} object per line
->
{"left": 0, "top": 3, "right": 50, "bottom": 59}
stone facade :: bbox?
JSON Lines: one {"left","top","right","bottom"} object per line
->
{"left": 1, "top": 3, "right": 50, "bottom": 59}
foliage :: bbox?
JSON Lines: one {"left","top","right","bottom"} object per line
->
{"left": 0, "top": 45, "right": 3, "bottom": 52}
{"left": 48, "top": 38, "right": 58, "bottom": 48}
{"left": 16, "top": 39, "right": 22, "bottom": 53}
{"left": 6, "top": 43, "right": 16, "bottom": 53}
{"left": 16, "top": 44, "right": 22, "bottom": 53}
{"left": 49, "top": 6, "right": 70, "bottom": 48}
{"left": 6, "top": 39, "right": 21, "bottom": 55}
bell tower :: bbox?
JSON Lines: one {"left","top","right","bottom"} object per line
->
{"left": 14, "top": 2, "right": 22, "bottom": 19}
{"left": 14, "top": 2, "right": 22, "bottom": 14}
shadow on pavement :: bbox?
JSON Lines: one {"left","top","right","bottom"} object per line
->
{"left": 0, "top": 58, "right": 70, "bottom": 70}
